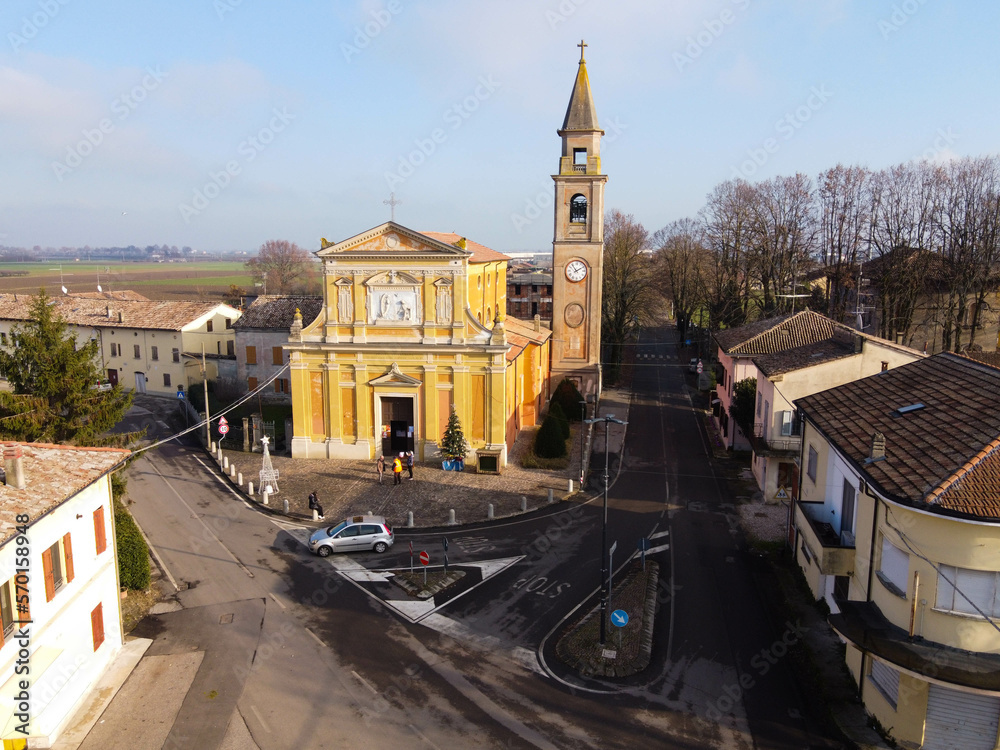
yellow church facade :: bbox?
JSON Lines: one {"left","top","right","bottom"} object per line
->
{"left": 286, "top": 222, "right": 551, "bottom": 467}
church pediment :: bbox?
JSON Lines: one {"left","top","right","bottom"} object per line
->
{"left": 369, "top": 362, "right": 422, "bottom": 387}
{"left": 317, "top": 222, "right": 471, "bottom": 258}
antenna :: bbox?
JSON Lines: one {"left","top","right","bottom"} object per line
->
{"left": 49, "top": 264, "right": 71, "bottom": 295}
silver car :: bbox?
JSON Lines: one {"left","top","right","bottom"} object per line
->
{"left": 309, "top": 515, "right": 394, "bottom": 556}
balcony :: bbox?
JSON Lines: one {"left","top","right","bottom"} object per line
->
{"left": 796, "top": 508, "right": 855, "bottom": 576}
{"left": 749, "top": 422, "right": 802, "bottom": 456}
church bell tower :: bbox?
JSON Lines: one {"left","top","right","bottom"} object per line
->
{"left": 550, "top": 40, "right": 607, "bottom": 398}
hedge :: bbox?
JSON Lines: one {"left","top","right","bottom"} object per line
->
{"left": 115, "top": 504, "right": 151, "bottom": 590}
{"left": 534, "top": 413, "right": 568, "bottom": 458}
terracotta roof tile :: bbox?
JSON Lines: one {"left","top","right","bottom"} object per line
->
{"left": 754, "top": 335, "right": 856, "bottom": 377}
{"left": 418, "top": 232, "right": 510, "bottom": 263}
{"left": 0, "top": 294, "right": 239, "bottom": 331}
{"left": 235, "top": 296, "right": 323, "bottom": 330}
{"left": 714, "top": 311, "right": 838, "bottom": 355}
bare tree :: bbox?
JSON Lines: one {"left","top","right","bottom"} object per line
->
{"left": 244, "top": 239, "right": 313, "bottom": 294}
{"left": 818, "top": 164, "right": 870, "bottom": 322}
{"left": 701, "top": 179, "right": 756, "bottom": 329}
{"left": 602, "top": 210, "right": 656, "bottom": 384}
{"left": 652, "top": 218, "right": 710, "bottom": 340}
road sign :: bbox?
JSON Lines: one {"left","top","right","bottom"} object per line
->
{"left": 696, "top": 360, "right": 703, "bottom": 374}
{"left": 218, "top": 423, "right": 229, "bottom": 436}
{"left": 611, "top": 609, "right": 629, "bottom": 627}
{"left": 219, "top": 416, "right": 228, "bottom": 427}
{"left": 176, "top": 390, "right": 185, "bottom": 400}
{"left": 609, "top": 540, "right": 617, "bottom": 556}
{"left": 419, "top": 551, "right": 430, "bottom": 566}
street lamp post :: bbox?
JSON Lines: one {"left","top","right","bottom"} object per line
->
{"left": 579, "top": 400, "right": 587, "bottom": 486}
{"left": 585, "top": 413, "right": 627, "bottom": 645}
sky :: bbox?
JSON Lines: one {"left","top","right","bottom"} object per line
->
{"left": 1, "top": 0, "right": 999, "bottom": 255}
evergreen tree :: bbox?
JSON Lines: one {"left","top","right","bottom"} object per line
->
{"left": 549, "top": 401, "right": 570, "bottom": 440}
{"left": 551, "top": 378, "right": 586, "bottom": 421}
{"left": 440, "top": 407, "right": 467, "bottom": 460}
{"left": 728, "top": 377, "right": 757, "bottom": 441}
{"left": 0, "top": 289, "right": 134, "bottom": 445}
{"left": 534, "top": 414, "right": 568, "bottom": 458}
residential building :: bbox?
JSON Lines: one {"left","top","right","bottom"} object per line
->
{"left": 506, "top": 270, "right": 553, "bottom": 321}
{"left": 749, "top": 326, "right": 921, "bottom": 503}
{"left": 0, "top": 442, "right": 130, "bottom": 746}
{"left": 792, "top": 353, "right": 1000, "bottom": 748}
{"left": 0, "top": 295, "right": 241, "bottom": 397}
{"left": 234, "top": 296, "right": 322, "bottom": 402}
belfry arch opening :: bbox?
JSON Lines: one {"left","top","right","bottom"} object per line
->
{"left": 570, "top": 194, "right": 588, "bottom": 224}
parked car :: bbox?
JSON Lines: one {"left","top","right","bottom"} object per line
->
{"left": 309, "top": 515, "right": 394, "bottom": 556}
{"left": 689, "top": 358, "right": 700, "bottom": 373}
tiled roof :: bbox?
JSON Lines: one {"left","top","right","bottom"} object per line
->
{"left": 0, "top": 443, "right": 129, "bottom": 546}
{"left": 235, "top": 296, "right": 323, "bottom": 330}
{"left": 0, "top": 294, "right": 238, "bottom": 331}
{"left": 715, "top": 311, "right": 839, "bottom": 355}
{"left": 796, "top": 353, "right": 1000, "bottom": 519}
{"left": 754, "top": 336, "right": 856, "bottom": 377}
{"left": 503, "top": 316, "right": 551, "bottom": 362}
{"left": 68, "top": 290, "right": 150, "bottom": 301}
{"left": 962, "top": 350, "right": 1000, "bottom": 369}
{"left": 925, "top": 439, "right": 1000, "bottom": 518}
{"left": 418, "top": 232, "right": 510, "bottom": 264}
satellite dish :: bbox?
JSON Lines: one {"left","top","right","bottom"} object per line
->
{"left": 61, "top": 286, "right": 68, "bottom": 295}
{"left": 97, "top": 284, "right": 103, "bottom": 292}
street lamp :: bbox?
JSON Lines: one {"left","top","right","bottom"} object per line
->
{"left": 579, "top": 400, "right": 587, "bottom": 486}
{"left": 584, "top": 413, "right": 627, "bottom": 645}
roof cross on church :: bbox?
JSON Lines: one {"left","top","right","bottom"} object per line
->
{"left": 383, "top": 192, "right": 402, "bottom": 221}
{"left": 577, "top": 39, "right": 587, "bottom": 62}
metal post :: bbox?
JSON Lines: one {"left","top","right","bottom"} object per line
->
{"left": 579, "top": 400, "right": 587, "bottom": 486}
{"left": 202, "top": 344, "right": 210, "bottom": 448}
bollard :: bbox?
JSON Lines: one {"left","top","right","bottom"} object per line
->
{"left": 211, "top": 441, "right": 216, "bottom": 453}
{"left": 217, "top": 447, "right": 223, "bottom": 461}
{"left": 223, "top": 456, "right": 229, "bottom": 471}
{"left": 567, "top": 478, "right": 573, "bottom": 492}
{"left": 520, "top": 496, "right": 527, "bottom": 512}
{"left": 283, "top": 499, "right": 289, "bottom": 514}
{"left": 312, "top": 508, "right": 319, "bottom": 521}
{"left": 262, "top": 489, "right": 270, "bottom": 506}
{"left": 448, "top": 509, "right": 456, "bottom": 526}
{"left": 248, "top": 481, "right": 254, "bottom": 495}
{"left": 407, "top": 511, "right": 414, "bottom": 528}
{"left": 238, "top": 472, "right": 243, "bottom": 486}
{"left": 230, "top": 465, "right": 236, "bottom": 479}
{"left": 488, "top": 503, "right": 494, "bottom": 520}
{"left": 548, "top": 488, "right": 555, "bottom": 503}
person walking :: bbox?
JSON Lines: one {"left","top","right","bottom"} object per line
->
{"left": 406, "top": 451, "right": 414, "bottom": 480}
{"left": 392, "top": 453, "right": 403, "bottom": 485}
{"left": 308, "top": 491, "right": 325, "bottom": 521}
{"left": 376, "top": 454, "right": 386, "bottom": 483}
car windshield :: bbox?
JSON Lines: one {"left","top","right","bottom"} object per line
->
{"left": 327, "top": 521, "right": 348, "bottom": 536}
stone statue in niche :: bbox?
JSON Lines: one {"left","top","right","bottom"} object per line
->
{"left": 380, "top": 293, "right": 392, "bottom": 319}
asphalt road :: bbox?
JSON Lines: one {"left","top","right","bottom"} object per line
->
{"left": 85, "top": 324, "right": 844, "bottom": 749}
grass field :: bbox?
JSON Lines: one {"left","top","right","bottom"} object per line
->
{"left": 0, "top": 261, "right": 255, "bottom": 301}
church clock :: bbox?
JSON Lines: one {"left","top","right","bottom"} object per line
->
{"left": 565, "top": 260, "right": 588, "bottom": 282}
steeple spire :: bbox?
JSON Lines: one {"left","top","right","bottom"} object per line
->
{"left": 561, "top": 40, "right": 600, "bottom": 132}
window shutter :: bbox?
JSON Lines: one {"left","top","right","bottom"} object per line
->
{"left": 870, "top": 659, "right": 900, "bottom": 708}
{"left": 246, "top": 346, "right": 257, "bottom": 365}
{"left": 63, "top": 533, "right": 75, "bottom": 583}
{"left": 272, "top": 347, "right": 283, "bottom": 365}
{"left": 248, "top": 376, "right": 258, "bottom": 391}
{"left": 91, "top": 602, "right": 105, "bottom": 651}
{"left": 94, "top": 507, "right": 107, "bottom": 554}
{"left": 43, "top": 548, "right": 55, "bottom": 602}
{"left": 879, "top": 536, "right": 909, "bottom": 594}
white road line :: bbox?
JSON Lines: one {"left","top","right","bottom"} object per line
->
{"left": 268, "top": 592, "right": 286, "bottom": 609}
{"left": 352, "top": 670, "right": 378, "bottom": 694}
{"left": 249, "top": 705, "right": 271, "bottom": 734}
{"left": 408, "top": 723, "right": 444, "bottom": 750}
{"left": 130, "top": 508, "right": 180, "bottom": 593}
{"left": 667, "top": 523, "right": 676, "bottom": 661}
{"left": 148, "top": 461, "right": 255, "bottom": 578}
{"left": 305, "top": 627, "right": 326, "bottom": 648}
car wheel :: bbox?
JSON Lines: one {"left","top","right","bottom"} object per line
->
{"left": 317, "top": 545, "right": 333, "bottom": 558}
{"left": 373, "top": 542, "right": 388, "bottom": 553}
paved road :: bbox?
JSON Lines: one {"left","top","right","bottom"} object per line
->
{"left": 82, "top": 324, "right": 844, "bottom": 749}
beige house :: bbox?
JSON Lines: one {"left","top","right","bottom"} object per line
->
{"left": 749, "top": 326, "right": 922, "bottom": 503}
{"left": 0, "top": 294, "right": 240, "bottom": 397}
{"left": 792, "top": 353, "right": 1000, "bottom": 748}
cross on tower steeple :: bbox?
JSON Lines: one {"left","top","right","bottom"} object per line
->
{"left": 383, "top": 192, "right": 402, "bottom": 221}
{"left": 577, "top": 39, "right": 587, "bottom": 62}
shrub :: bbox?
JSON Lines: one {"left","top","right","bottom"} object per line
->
{"left": 549, "top": 401, "right": 571, "bottom": 440}
{"left": 534, "top": 414, "right": 568, "bottom": 458}
{"left": 115, "top": 503, "right": 150, "bottom": 590}
{"left": 551, "top": 379, "right": 585, "bottom": 422}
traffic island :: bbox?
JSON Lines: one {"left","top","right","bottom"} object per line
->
{"left": 391, "top": 569, "right": 466, "bottom": 599}
{"left": 556, "top": 560, "right": 659, "bottom": 678}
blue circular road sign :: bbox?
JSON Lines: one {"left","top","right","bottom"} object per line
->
{"left": 611, "top": 609, "right": 629, "bottom": 627}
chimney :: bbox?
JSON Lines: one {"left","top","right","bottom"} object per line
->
{"left": 117, "top": 311, "right": 123, "bottom": 323}
{"left": 870, "top": 432, "right": 886, "bottom": 461}
{"left": 534, "top": 314, "right": 541, "bottom": 332}
{"left": 3, "top": 442, "right": 26, "bottom": 489}
{"left": 107, "top": 305, "right": 112, "bottom": 319}
{"left": 854, "top": 334, "right": 863, "bottom": 354}
{"left": 895, "top": 332, "right": 904, "bottom": 345}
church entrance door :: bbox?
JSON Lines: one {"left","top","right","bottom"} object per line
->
{"left": 380, "top": 396, "right": 414, "bottom": 456}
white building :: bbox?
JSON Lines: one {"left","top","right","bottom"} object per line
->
{"left": 0, "top": 442, "right": 130, "bottom": 747}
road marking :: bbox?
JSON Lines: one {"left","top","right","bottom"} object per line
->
{"left": 650, "top": 529, "right": 670, "bottom": 540}
{"left": 249, "top": 705, "right": 271, "bottom": 734}
{"left": 130, "top": 505, "right": 181, "bottom": 593}
{"left": 408, "top": 723, "right": 444, "bottom": 750}
{"left": 352, "top": 671, "right": 378, "bottom": 694}
{"left": 268, "top": 592, "right": 286, "bottom": 609}
{"left": 149, "top": 461, "right": 255, "bottom": 578}
{"left": 304, "top": 627, "right": 326, "bottom": 648}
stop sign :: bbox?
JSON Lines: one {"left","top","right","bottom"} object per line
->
{"left": 419, "top": 551, "right": 430, "bottom": 566}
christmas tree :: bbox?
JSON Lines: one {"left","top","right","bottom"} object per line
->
{"left": 441, "top": 407, "right": 467, "bottom": 460}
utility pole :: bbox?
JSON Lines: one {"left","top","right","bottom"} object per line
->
{"left": 202, "top": 343, "right": 210, "bottom": 447}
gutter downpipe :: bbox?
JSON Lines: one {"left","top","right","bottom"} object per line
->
{"left": 859, "top": 489, "right": 881, "bottom": 706}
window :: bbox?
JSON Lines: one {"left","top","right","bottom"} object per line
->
{"left": 163, "top": 373, "right": 171, "bottom": 387}
{"left": 841, "top": 479, "right": 856, "bottom": 536}
{"left": 936, "top": 565, "right": 1000, "bottom": 617}
{"left": 756, "top": 393, "right": 762, "bottom": 417}
{"left": 227, "top": 340, "right": 234, "bottom": 356}
{"left": 272, "top": 347, "right": 283, "bottom": 366}
{"left": 0, "top": 332, "right": 7, "bottom": 345}
{"left": 246, "top": 346, "right": 257, "bottom": 365}
{"left": 206, "top": 320, "right": 214, "bottom": 333}
{"left": 1, "top": 579, "right": 14, "bottom": 641}
{"left": 151, "top": 346, "right": 158, "bottom": 361}
{"left": 877, "top": 536, "right": 909, "bottom": 597}
{"left": 779, "top": 410, "right": 796, "bottom": 436}
{"left": 807, "top": 445, "right": 818, "bottom": 482}
{"left": 569, "top": 194, "right": 587, "bottom": 223}
{"left": 881, "top": 361, "right": 889, "bottom": 372}
{"left": 172, "top": 348, "right": 180, "bottom": 363}
{"left": 110, "top": 343, "right": 119, "bottom": 357}
{"left": 225, "top": 318, "right": 232, "bottom": 329}
{"left": 133, "top": 344, "right": 141, "bottom": 359}
{"left": 91, "top": 603, "right": 105, "bottom": 651}
{"left": 94, "top": 506, "right": 107, "bottom": 555}
{"left": 573, "top": 148, "right": 587, "bottom": 165}
{"left": 248, "top": 376, "right": 258, "bottom": 391}
{"left": 42, "top": 535, "right": 74, "bottom": 602}
{"left": 869, "top": 660, "right": 899, "bottom": 709}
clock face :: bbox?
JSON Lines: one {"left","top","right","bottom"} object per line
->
{"left": 566, "top": 260, "right": 588, "bottom": 282}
